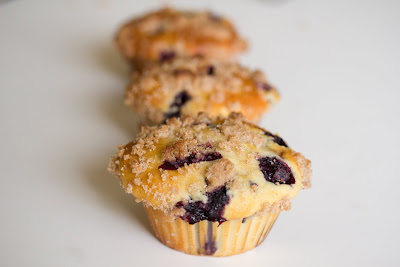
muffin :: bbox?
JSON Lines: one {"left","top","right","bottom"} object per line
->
{"left": 125, "top": 57, "right": 280, "bottom": 125}
{"left": 108, "top": 113, "right": 311, "bottom": 256}
{"left": 115, "top": 7, "right": 247, "bottom": 69}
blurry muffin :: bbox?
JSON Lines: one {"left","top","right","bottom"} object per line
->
{"left": 125, "top": 57, "right": 279, "bottom": 124}
{"left": 108, "top": 113, "right": 311, "bottom": 256}
{"left": 115, "top": 7, "right": 247, "bottom": 68}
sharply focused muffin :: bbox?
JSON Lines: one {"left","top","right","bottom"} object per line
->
{"left": 108, "top": 113, "right": 312, "bottom": 256}
{"left": 125, "top": 57, "right": 280, "bottom": 124}
{"left": 115, "top": 7, "right": 247, "bottom": 68}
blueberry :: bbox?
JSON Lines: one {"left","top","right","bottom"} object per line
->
{"left": 207, "top": 65, "right": 215, "bottom": 75}
{"left": 159, "top": 51, "right": 176, "bottom": 62}
{"left": 258, "top": 156, "right": 295, "bottom": 185}
{"left": 256, "top": 82, "right": 272, "bottom": 92}
{"left": 159, "top": 152, "right": 222, "bottom": 170}
{"left": 164, "top": 91, "right": 191, "bottom": 120}
{"left": 177, "top": 186, "right": 230, "bottom": 224}
{"left": 264, "top": 131, "right": 288, "bottom": 147}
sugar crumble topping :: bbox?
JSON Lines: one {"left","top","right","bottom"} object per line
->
{"left": 294, "top": 152, "right": 312, "bottom": 189}
{"left": 205, "top": 159, "right": 236, "bottom": 192}
{"left": 254, "top": 197, "right": 292, "bottom": 216}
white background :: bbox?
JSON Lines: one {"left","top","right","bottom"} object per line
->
{"left": 1, "top": 0, "right": 399, "bottom": 266}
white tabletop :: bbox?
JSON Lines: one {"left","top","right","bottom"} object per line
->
{"left": 1, "top": 0, "right": 399, "bottom": 266}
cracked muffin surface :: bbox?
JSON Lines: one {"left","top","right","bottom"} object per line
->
{"left": 108, "top": 113, "right": 311, "bottom": 223}
{"left": 125, "top": 57, "right": 280, "bottom": 124}
{"left": 115, "top": 7, "right": 247, "bottom": 68}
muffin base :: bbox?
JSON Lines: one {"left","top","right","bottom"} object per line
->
{"left": 144, "top": 205, "right": 279, "bottom": 257}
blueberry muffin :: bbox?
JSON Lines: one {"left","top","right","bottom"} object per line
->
{"left": 115, "top": 7, "right": 247, "bottom": 68}
{"left": 125, "top": 57, "right": 280, "bottom": 125}
{"left": 108, "top": 113, "right": 311, "bottom": 256}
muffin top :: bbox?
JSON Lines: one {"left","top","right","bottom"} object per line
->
{"left": 108, "top": 113, "right": 311, "bottom": 224}
{"left": 115, "top": 7, "right": 247, "bottom": 66}
{"left": 125, "top": 57, "right": 280, "bottom": 124}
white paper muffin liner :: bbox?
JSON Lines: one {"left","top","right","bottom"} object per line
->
{"left": 144, "top": 205, "right": 279, "bottom": 256}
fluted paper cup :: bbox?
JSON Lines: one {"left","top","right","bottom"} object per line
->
{"left": 144, "top": 205, "right": 279, "bottom": 256}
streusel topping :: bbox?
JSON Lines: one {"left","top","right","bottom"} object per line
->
{"left": 109, "top": 113, "right": 311, "bottom": 222}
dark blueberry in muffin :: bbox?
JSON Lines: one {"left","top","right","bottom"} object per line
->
{"left": 175, "top": 201, "right": 184, "bottom": 208}
{"left": 206, "top": 186, "right": 230, "bottom": 222}
{"left": 256, "top": 82, "right": 272, "bottom": 92}
{"left": 164, "top": 91, "right": 191, "bottom": 119}
{"left": 177, "top": 186, "right": 230, "bottom": 224}
{"left": 207, "top": 65, "right": 215, "bottom": 75}
{"left": 159, "top": 50, "right": 176, "bottom": 62}
{"left": 258, "top": 156, "right": 295, "bottom": 185}
{"left": 159, "top": 152, "right": 222, "bottom": 170}
{"left": 202, "top": 142, "right": 213, "bottom": 149}
{"left": 264, "top": 131, "right": 288, "bottom": 147}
